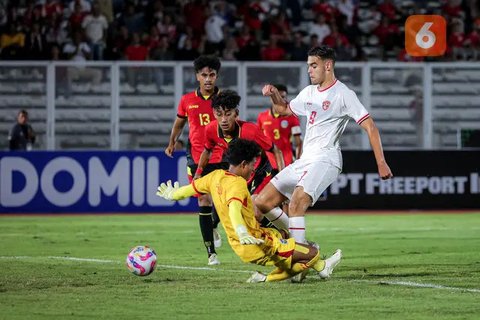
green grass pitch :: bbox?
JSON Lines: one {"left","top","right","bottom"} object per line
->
{"left": 1, "top": 212, "right": 479, "bottom": 320}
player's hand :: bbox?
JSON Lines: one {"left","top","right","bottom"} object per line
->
{"left": 236, "top": 225, "right": 264, "bottom": 245}
{"left": 156, "top": 180, "right": 180, "bottom": 200}
{"left": 378, "top": 162, "right": 393, "bottom": 180}
{"left": 262, "top": 84, "right": 275, "bottom": 96}
{"left": 164, "top": 144, "right": 174, "bottom": 158}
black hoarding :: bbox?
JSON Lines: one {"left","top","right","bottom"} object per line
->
{"left": 313, "top": 151, "right": 480, "bottom": 210}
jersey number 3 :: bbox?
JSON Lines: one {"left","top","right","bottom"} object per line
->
{"left": 308, "top": 111, "right": 317, "bottom": 124}
{"left": 199, "top": 113, "right": 211, "bottom": 126}
{"left": 273, "top": 129, "right": 280, "bottom": 140}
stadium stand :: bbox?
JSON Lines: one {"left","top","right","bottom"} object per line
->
{"left": 0, "top": 1, "right": 479, "bottom": 150}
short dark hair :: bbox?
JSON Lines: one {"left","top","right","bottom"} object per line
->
{"left": 226, "top": 138, "right": 261, "bottom": 166}
{"left": 18, "top": 109, "right": 28, "bottom": 116}
{"left": 273, "top": 84, "right": 287, "bottom": 93}
{"left": 308, "top": 45, "right": 336, "bottom": 64}
{"left": 193, "top": 55, "right": 221, "bottom": 73}
{"left": 211, "top": 89, "right": 241, "bottom": 111}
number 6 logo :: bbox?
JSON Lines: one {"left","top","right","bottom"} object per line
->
{"left": 405, "top": 15, "right": 446, "bottom": 56}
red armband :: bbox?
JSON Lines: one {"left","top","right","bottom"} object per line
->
{"left": 195, "top": 167, "right": 204, "bottom": 176}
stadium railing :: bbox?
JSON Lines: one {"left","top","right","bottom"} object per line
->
{"left": 0, "top": 61, "right": 479, "bottom": 151}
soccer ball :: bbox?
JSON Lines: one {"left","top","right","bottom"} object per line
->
{"left": 126, "top": 245, "right": 157, "bottom": 276}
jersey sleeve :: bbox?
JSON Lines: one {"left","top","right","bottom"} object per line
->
{"left": 176, "top": 95, "right": 188, "bottom": 118}
{"left": 290, "top": 116, "right": 301, "bottom": 135}
{"left": 343, "top": 88, "right": 370, "bottom": 124}
{"left": 191, "top": 172, "right": 213, "bottom": 195}
{"left": 288, "top": 87, "right": 309, "bottom": 116}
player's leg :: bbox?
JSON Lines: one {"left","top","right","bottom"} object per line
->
{"left": 211, "top": 205, "right": 222, "bottom": 248}
{"left": 289, "top": 161, "right": 341, "bottom": 244}
{"left": 254, "top": 165, "right": 297, "bottom": 230}
{"left": 253, "top": 242, "right": 321, "bottom": 282}
{"left": 198, "top": 194, "right": 219, "bottom": 265}
{"left": 288, "top": 187, "right": 312, "bottom": 244}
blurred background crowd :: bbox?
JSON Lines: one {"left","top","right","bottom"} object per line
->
{"left": 0, "top": 0, "right": 479, "bottom": 63}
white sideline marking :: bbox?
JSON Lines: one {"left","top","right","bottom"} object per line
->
{"left": 355, "top": 280, "right": 480, "bottom": 293}
{"left": 2, "top": 256, "right": 479, "bottom": 291}
{"left": 0, "top": 255, "right": 251, "bottom": 274}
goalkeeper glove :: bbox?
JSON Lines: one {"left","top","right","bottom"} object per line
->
{"left": 235, "top": 225, "right": 264, "bottom": 245}
{"left": 156, "top": 180, "right": 180, "bottom": 200}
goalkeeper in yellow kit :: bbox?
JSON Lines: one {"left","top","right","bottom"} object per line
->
{"left": 157, "top": 138, "right": 342, "bottom": 282}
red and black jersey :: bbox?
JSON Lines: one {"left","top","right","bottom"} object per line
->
{"left": 257, "top": 109, "right": 301, "bottom": 168}
{"left": 204, "top": 119, "right": 276, "bottom": 171}
{"left": 176, "top": 87, "right": 223, "bottom": 164}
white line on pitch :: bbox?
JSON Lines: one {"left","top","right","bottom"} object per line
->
{"left": 354, "top": 280, "right": 480, "bottom": 293}
{"left": 0, "top": 255, "right": 252, "bottom": 273}
{"left": 2, "top": 256, "right": 479, "bottom": 291}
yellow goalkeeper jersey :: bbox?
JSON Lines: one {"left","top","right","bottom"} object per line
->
{"left": 192, "top": 169, "right": 271, "bottom": 262}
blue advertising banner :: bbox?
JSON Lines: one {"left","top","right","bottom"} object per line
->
{"left": 0, "top": 151, "right": 197, "bottom": 213}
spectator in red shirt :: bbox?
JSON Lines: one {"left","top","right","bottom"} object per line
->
{"left": 373, "top": 16, "right": 400, "bottom": 60}
{"left": 124, "top": 32, "right": 149, "bottom": 89}
{"left": 42, "top": 0, "right": 63, "bottom": 19}
{"left": 442, "top": 0, "right": 465, "bottom": 20}
{"left": 124, "top": 32, "right": 149, "bottom": 61}
{"left": 235, "top": 25, "right": 254, "bottom": 49}
{"left": 261, "top": 37, "right": 286, "bottom": 61}
{"left": 312, "top": 0, "right": 337, "bottom": 23}
{"left": 323, "top": 23, "right": 349, "bottom": 47}
{"left": 448, "top": 19, "right": 466, "bottom": 60}
{"left": 183, "top": 0, "right": 207, "bottom": 39}
{"left": 266, "top": 11, "right": 291, "bottom": 44}
{"left": 464, "top": 21, "right": 480, "bottom": 60}
{"left": 323, "top": 23, "right": 352, "bottom": 60}
{"left": 69, "top": 1, "right": 87, "bottom": 33}
{"left": 378, "top": 0, "right": 399, "bottom": 21}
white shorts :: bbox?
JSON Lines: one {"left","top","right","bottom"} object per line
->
{"left": 271, "top": 158, "right": 340, "bottom": 204}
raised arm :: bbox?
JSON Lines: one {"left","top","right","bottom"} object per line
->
{"left": 165, "top": 117, "right": 187, "bottom": 157}
{"left": 262, "top": 84, "right": 292, "bottom": 116}
{"left": 360, "top": 118, "right": 393, "bottom": 180}
{"left": 156, "top": 180, "right": 196, "bottom": 200}
{"left": 194, "top": 148, "right": 212, "bottom": 179}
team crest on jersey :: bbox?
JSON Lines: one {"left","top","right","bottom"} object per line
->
{"left": 281, "top": 120, "right": 289, "bottom": 128}
{"left": 280, "top": 239, "right": 288, "bottom": 244}
{"left": 216, "top": 183, "right": 222, "bottom": 195}
{"left": 322, "top": 100, "right": 331, "bottom": 110}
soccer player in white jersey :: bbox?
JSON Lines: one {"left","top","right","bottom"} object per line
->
{"left": 255, "top": 45, "right": 393, "bottom": 247}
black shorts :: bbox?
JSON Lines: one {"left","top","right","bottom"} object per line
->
{"left": 248, "top": 162, "right": 276, "bottom": 195}
{"left": 187, "top": 162, "right": 229, "bottom": 182}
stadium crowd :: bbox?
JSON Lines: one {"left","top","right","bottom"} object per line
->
{"left": 0, "top": 0, "right": 479, "bottom": 62}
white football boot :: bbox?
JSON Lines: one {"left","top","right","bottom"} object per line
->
{"left": 207, "top": 253, "right": 220, "bottom": 266}
{"left": 318, "top": 249, "right": 342, "bottom": 279}
{"left": 246, "top": 271, "right": 267, "bottom": 283}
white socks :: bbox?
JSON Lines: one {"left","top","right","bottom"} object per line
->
{"left": 289, "top": 216, "right": 306, "bottom": 244}
{"left": 264, "top": 207, "right": 289, "bottom": 230}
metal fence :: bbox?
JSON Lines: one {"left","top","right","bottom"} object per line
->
{"left": 0, "top": 61, "right": 479, "bottom": 151}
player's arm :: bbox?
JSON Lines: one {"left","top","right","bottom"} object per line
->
{"left": 229, "top": 200, "right": 264, "bottom": 245}
{"left": 293, "top": 134, "right": 302, "bottom": 159}
{"left": 262, "top": 84, "right": 292, "bottom": 116}
{"left": 195, "top": 148, "right": 212, "bottom": 179}
{"left": 156, "top": 180, "right": 196, "bottom": 200}
{"left": 165, "top": 117, "right": 187, "bottom": 157}
{"left": 272, "top": 144, "right": 285, "bottom": 171}
{"left": 359, "top": 118, "right": 393, "bottom": 180}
